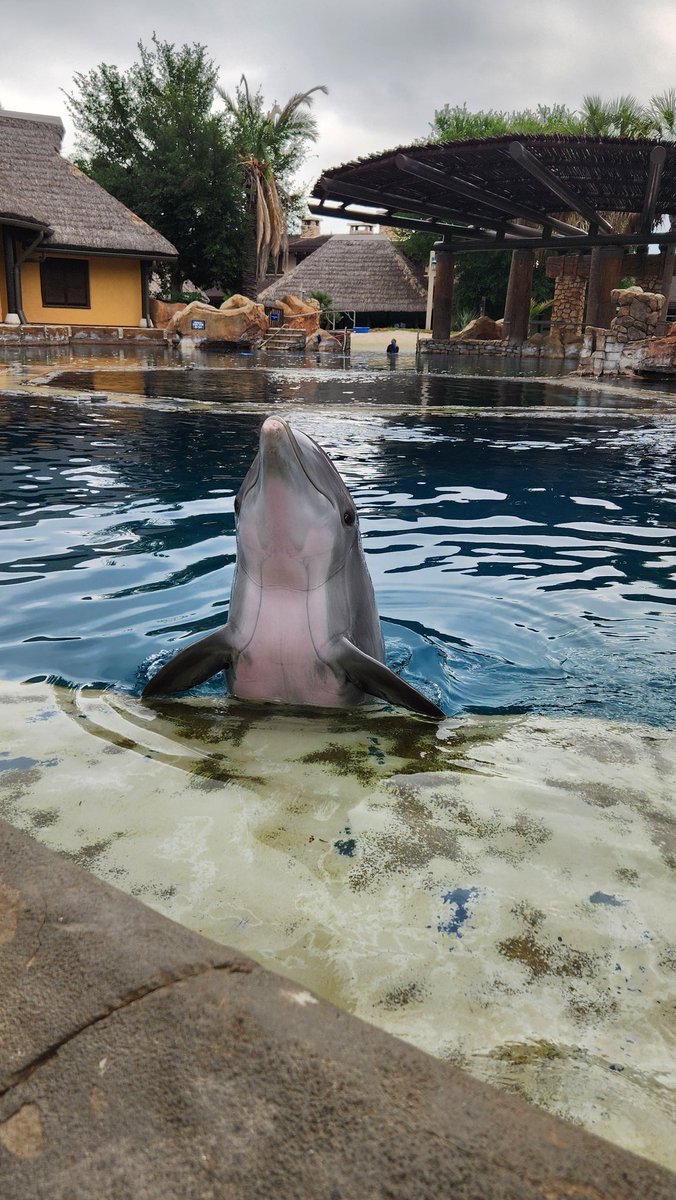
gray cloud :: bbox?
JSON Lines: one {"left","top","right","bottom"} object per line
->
{"left": 3, "top": 0, "right": 675, "bottom": 234}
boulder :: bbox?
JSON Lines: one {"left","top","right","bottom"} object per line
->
{"left": 523, "top": 332, "right": 545, "bottom": 349}
{"left": 610, "top": 284, "right": 644, "bottom": 304}
{"left": 272, "top": 294, "right": 321, "bottom": 336}
{"left": 634, "top": 336, "right": 676, "bottom": 375}
{"left": 306, "top": 332, "right": 341, "bottom": 352}
{"left": 450, "top": 315, "right": 502, "bottom": 341}
{"left": 168, "top": 295, "right": 267, "bottom": 343}
{"left": 149, "top": 299, "right": 186, "bottom": 329}
{"left": 539, "top": 331, "right": 565, "bottom": 358}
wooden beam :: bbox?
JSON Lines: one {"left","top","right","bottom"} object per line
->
{"left": 640, "top": 145, "right": 666, "bottom": 235}
{"left": 446, "top": 229, "right": 676, "bottom": 253}
{"left": 394, "top": 154, "right": 586, "bottom": 239}
{"left": 316, "top": 175, "right": 542, "bottom": 240}
{"left": 312, "top": 194, "right": 676, "bottom": 254}
{"left": 308, "top": 201, "right": 470, "bottom": 240}
{"left": 508, "top": 142, "right": 614, "bottom": 234}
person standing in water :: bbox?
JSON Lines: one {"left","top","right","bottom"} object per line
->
{"left": 386, "top": 338, "right": 399, "bottom": 355}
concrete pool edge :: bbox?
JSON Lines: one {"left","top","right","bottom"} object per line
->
{"left": 1, "top": 818, "right": 674, "bottom": 1199}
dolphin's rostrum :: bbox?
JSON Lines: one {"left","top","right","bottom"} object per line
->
{"left": 142, "top": 417, "right": 444, "bottom": 719}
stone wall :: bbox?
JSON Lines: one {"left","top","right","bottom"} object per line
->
{"left": 576, "top": 286, "right": 667, "bottom": 377}
{"left": 576, "top": 327, "right": 642, "bottom": 376}
{"left": 0, "top": 323, "right": 172, "bottom": 346}
{"left": 421, "top": 331, "right": 580, "bottom": 362}
{"left": 551, "top": 275, "right": 587, "bottom": 333}
{"left": 609, "top": 285, "right": 664, "bottom": 342}
{"left": 546, "top": 253, "right": 589, "bottom": 334}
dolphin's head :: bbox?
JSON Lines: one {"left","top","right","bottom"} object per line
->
{"left": 234, "top": 417, "right": 360, "bottom": 590}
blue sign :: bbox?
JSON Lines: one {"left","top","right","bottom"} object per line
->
{"left": 269, "top": 311, "right": 280, "bottom": 324}
{"left": 191, "top": 319, "right": 206, "bottom": 330}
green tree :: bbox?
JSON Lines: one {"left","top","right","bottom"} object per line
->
{"left": 578, "top": 94, "right": 655, "bottom": 137}
{"left": 648, "top": 88, "right": 676, "bottom": 139}
{"left": 65, "top": 36, "right": 244, "bottom": 291}
{"left": 430, "top": 102, "right": 580, "bottom": 141}
{"left": 218, "top": 76, "right": 327, "bottom": 298}
{"left": 309, "top": 290, "right": 333, "bottom": 326}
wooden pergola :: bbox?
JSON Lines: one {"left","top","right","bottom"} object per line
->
{"left": 310, "top": 135, "right": 676, "bottom": 340}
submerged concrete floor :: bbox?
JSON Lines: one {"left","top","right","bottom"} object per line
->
{"left": 1, "top": 682, "right": 675, "bottom": 1174}
{"left": 2, "top": 815, "right": 676, "bottom": 1199}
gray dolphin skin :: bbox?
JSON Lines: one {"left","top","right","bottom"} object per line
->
{"left": 142, "top": 417, "right": 444, "bottom": 719}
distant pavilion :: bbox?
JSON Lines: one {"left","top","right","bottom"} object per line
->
{"left": 310, "top": 135, "right": 676, "bottom": 341}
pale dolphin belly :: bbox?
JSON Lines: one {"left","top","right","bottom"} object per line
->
{"left": 229, "top": 588, "right": 359, "bottom": 708}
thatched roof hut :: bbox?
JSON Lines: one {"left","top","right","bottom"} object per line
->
{"left": 259, "top": 234, "right": 427, "bottom": 326}
{"left": 0, "top": 110, "right": 176, "bottom": 259}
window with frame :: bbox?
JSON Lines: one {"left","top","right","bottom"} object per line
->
{"left": 40, "top": 258, "right": 90, "bottom": 308}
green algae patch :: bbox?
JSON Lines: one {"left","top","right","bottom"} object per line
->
{"left": 297, "top": 742, "right": 379, "bottom": 785}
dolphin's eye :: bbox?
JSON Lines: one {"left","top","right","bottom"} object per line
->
{"left": 234, "top": 497, "right": 241, "bottom": 516}
{"left": 343, "top": 509, "right": 356, "bottom": 526}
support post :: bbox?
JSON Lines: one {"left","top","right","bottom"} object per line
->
{"left": 657, "top": 243, "right": 675, "bottom": 336}
{"left": 585, "top": 246, "right": 625, "bottom": 329}
{"left": 141, "top": 261, "right": 151, "bottom": 326}
{"left": 502, "top": 249, "right": 533, "bottom": 342}
{"left": 431, "top": 244, "right": 454, "bottom": 340}
{"left": 2, "top": 228, "right": 18, "bottom": 318}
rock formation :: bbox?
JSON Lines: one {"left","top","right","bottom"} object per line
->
{"left": 450, "top": 315, "right": 502, "bottom": 341}
{"left": 270, "top": 294, "right": 321, "bottom": 336}
{"left": 609, "top": 285, "right": 664, "bottom": 343}
{"left": 634, "top": 333, "right": 676, "bottom": 374}
{"left": 168, "top": 295, "right": 267, "bottom": 343}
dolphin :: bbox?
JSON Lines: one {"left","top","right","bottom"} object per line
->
{"left": 142, "top": 417, "right": 444, "bottom": 719}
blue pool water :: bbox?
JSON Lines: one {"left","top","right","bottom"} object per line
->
{"left": 1, "top": 369, "right": 675, "bottom": 725}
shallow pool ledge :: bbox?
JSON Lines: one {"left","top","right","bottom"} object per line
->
{"left": 1, "top": 819, "right": 673, "bottom": 1199}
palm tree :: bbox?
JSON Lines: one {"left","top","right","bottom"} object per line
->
{"left": 219, "top": 76, "right": 327, "bottom": 298}
{"left": 579, "top": 94, "right": 655, "bottom": 138}
{"left": 648, "top": 89, "right": 676, "bottom": 140}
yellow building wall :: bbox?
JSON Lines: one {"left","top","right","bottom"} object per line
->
{"left": 21, "top": 255, "right": 142, "bottom": 326}
{"left": 0, "top": 239, "right": 8, "bottom": 318}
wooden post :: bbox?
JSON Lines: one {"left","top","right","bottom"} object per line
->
{"left": 585, "top": 246, "right": 624, "bottom": 329}
{"left": 432, "top": 245, "right": 454, "bottom": 340}
{"left": 657, "top": 244, "right": 675, "bottom": 336}
{"left": 502, "top": 250, "right": 533, "bottom": 342}
{"left": 141, "top": 261, "right": 151, "bottom": 326}
{"left": 2, "top": 228, "right": 18, "bottom": 317}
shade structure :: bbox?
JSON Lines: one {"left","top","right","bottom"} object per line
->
{"left": 311, "top": 135, "right": 676, "bottom": 253}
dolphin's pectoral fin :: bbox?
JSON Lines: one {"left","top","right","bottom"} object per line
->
{"left": 334, "top": 638, "right": 445, "bottom": 720}
{"left": 142, "top": 628, "right": 234, "bottom": 699}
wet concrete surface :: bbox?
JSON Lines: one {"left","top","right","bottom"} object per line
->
{"left": 2, "top": 817, "right": 675, "bottom": 1199}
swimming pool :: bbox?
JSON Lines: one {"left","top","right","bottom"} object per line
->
{"left": 2, "top": 369, "right": 675, "bottom": 725}
{"left": 2, "top": 357, "right": 675, "bottom": 1168}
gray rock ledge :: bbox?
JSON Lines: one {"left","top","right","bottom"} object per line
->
{"left": 1, "top": 819, "right": 674, "bottom": 1199}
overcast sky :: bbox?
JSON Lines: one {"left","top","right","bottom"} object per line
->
{"left": 4, "top": 0, "right": 676, "bottom": 231}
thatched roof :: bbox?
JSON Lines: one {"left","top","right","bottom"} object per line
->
{"left": 0, "top": 111, "right": 177, "bottom": 259}
{"left": 287, "top": 234, "right": 331, "bottom": 261}
{"left": 259, "top": 234, "right": 427, "bottom": 312}
{"left": 312, "top": 134, "right": 676, "bottom": 253}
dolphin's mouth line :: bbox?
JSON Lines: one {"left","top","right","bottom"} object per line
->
{"left": 284, "top": 422, "right": 335, "bottom": 506}
{"left": 241, "top": 420, "right": 336, "bottom": 512}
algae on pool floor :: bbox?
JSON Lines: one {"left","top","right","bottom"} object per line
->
{"left": 2, "top": 681, "right": 675, "bottom": 1171}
